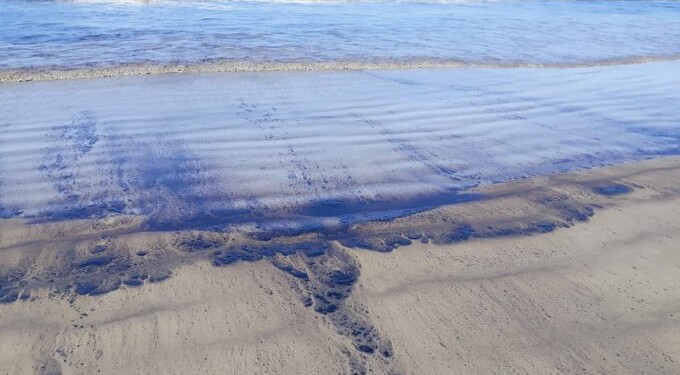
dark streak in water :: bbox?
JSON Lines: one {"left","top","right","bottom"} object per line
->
{"left": 354, "top": 114, "right": 461, "bottom": 181}
{"left": 237, "top": 99, "right": 338, "bottom": 196}
{"left": 299, "top": 192, "right": 481, "bottom": 220}
{"left": 36, "top": 111, "right": 115, "bottom": 220}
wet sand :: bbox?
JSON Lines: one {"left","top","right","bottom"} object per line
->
{"left": 2, "top": 63, "right": 679, "bottom": 221}
{"left": 1, "top": 157, "right": 678, "bottom": 375}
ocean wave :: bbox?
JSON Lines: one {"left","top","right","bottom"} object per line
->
{"left": 3, "top": 0, "right": 680, "bottom": 80}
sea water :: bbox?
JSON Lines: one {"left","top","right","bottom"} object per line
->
{"left": 0, "top": 0, "right": 679, "bottom": 226}
{"left": 1, "top": 0, "right": 680, "bottom": 71}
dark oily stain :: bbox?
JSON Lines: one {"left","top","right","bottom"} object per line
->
{"left": 0, "top": 270, "right": 30, "bottom": 304}
{"left": 130, "top": 139, "right": 227, "bottom": 230}
{"left": 122, "top": 274, "right": 146, "bottom": 286}
{"left": 628, "top": 127, "right": 680, "bottom": 156}
{"left": 328, "top": 269, "right": 357, "bottom": 286}
{"left": 3, "top": 179, "right": 608, "bottom": 304}
{"left": 134, "top": 141, "right": 201, "bottom": 195}
{"left": 0, "top": 289, "right": 20, "bottom": 304}
{"left": 37, "top": 111, "right": 105, "bottom": 220}
{"left": 141, "top": 188, "right": 478, "bottom": 235}
{"left": 338, "top": 235, "right": 411, "bottom": 252}
{"left": 536, "top": 193, "right": 596, "bottom": 223}
{"left": 404, "top": 231, "right": 423, "bottom": 240}
{"left": 297, "top": 242, "right": 330, "bottom": 257}
{"left": 70, "top": 253, "right": 130, "bottom": 295}
{"left": 271, "top": 248, "right": 396, "bottom": 370}
{"left": 0, "top": 238, "right": 176, "bottom": 299}
{"left": 357, "top": 345, "right": 375, "bottom": 354}
{"left": 36, "top": 356, "right": 63, "bottom": 375}
{"left": 142, "top": 207, "right": 252, "bottom": 231}
{"left": 592, "top": 183, "right": 633, "bottom": 196}
{"left": 212, "top": 248, "right": 261, "bottom": 265}
{"left": 0, "top": 206, "right": 22, "bottom": 219}
{"left": 147, "top": 268, "right": 172, "bottom": 283}
{"left": 247, "top": 219, "right": 339, "bottom": 242}
{"left": 0, "top": 177, "right": 636, "bottom": 374}
{"left": 299, "top": 192, "right": 481, "bottom": 219}
{"left": 354, "top": 114, "right": 460, "bottom": 182}
{"left": 466, "top": 221, "right": 561, "bottom": 240}
{"left": 33, "top": 129, "right": 241, "bottom": 228}
{"left": 74, "top": 277, "right": 121, "bottom": 296}
{"left": 76, "top": 255, "right": 114, "bottom": 269}
{"left": 0, "top": 171, "right": 623, "bottom": 374}
{"left": 447, "top": 224, "right": 475, "bottom": 242}
{"left": 34, "top": 200, "right": 125, "bottom": 222}
{"left": 339, "top": 190, "right": 596, "bottom": 252}
{"left": 271, "top": 259, "right": 309, "bottom": 281}
{"left": 210, "top": 241, "right": 330, "bottom": 267}
{"left": 177, "top": 234, "right": 225, "bottom": 252}
{"left": 310, "top": 251, "right": 394, "bottom": 361}
{"left": 531, "top": 221, "right": 558, "bottom": 233}
{"left": 90, "top": 244, "right": 108, "bottom": 254}
{"left": 71, "top": 264, "right": 170, "bottom": 295}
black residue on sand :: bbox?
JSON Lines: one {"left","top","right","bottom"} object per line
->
{"left": 1, "top": 180, "right": 608, "bottom": 304}
{"left": 210, "top": 241, "right": 331, "bottom": 266}
{"left": 299, "top": 192, "right": 480, "bottom": 219}
{"left": 0, "top": 272, "right": 28, "bottom": 304}
{"left": 0, "top": 175, "right": 639, "bottom": 375}
{"left": 0, "top": 206, "right": 22, "bottom": 219}
{"left": 0, "top": 238, "right": 173, "bottom": 303}
{"left": 337, "top": 190, "right": 596, "bottom": 252}
{"left": 0, "top": 158, "right": 624, "bottom": 306}
{"left": 592, "top": 183, "right": 633, "bottom": 196}
{"left": 67, "top": 242, "right": 172, "bottom": 296}
{"left": 269, "top": 248, "right": 396, "bottom": 374}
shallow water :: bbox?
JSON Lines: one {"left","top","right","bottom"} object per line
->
{"left": 1, "top": 61, "right": 678, "bottom": 227}
{"left": 2, "top": 0, "right": 680, "bottom": 72}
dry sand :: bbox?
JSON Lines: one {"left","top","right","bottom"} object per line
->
{"left": 1, "top": 157, "right": 679, "bottom": 375}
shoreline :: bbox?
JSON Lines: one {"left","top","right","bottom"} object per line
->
{"left": 3, "top": 54, "right": 680, "bottom": 83}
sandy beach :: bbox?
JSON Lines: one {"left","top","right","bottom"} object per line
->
{"left": 1, "top": 157, "right": 678, "bottom": 375}
{"left": 2, "top": 2, "right": 680, "bottom": 374}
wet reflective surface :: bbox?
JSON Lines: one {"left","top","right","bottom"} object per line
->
{"left": 2, "top": 0, "right": 680, "bottom": 71}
